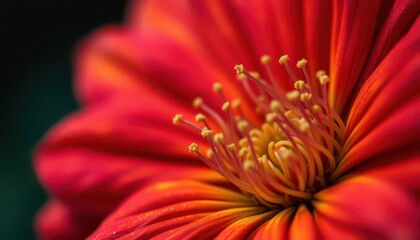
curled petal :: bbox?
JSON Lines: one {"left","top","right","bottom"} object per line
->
{"left": 252, "top": 208, "right": 294, "bottom": 240}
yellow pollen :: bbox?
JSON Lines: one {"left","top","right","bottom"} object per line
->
{"left": 172, "top": 114, "right": 183, "bottom": 125}
{"left": 243, "top": 159, "right": 256, "bottom": 171}
{"left": 260, "top": 55, "right": 271, "bottom": 64}
{"left": 278, "top": 55, "right": 289, "bottom": 64}
{"left": 237, "top": 120, "right": 249, "bottom": 132}
{"left": 265, "top": 112, "right": 277, "bottom": 123}
{"left": 237, "top": 73, "right": 247, "bottom": 81}
{"left": 238, "top": 147, "right": 248, "bottom": 157}
{"left": 270, "top": 100, "right": 281, "bottom": 111}
{"left": 286, "top": 90, "right": 300, "bottom": 101}
{"left": 279, "top": 147, "right": 294, "bottom": 160}
{"left": 212, "top": 82, "right": 223, "bottom": 92}
{"left": 195, "top": 113, "right": 206, "bottom": 122}
{"left": 316, "top": 70, "right": 326, "bottom": 78}
{"left": 193, "top": 97, "right": 203, "bottom": 109}
{"left": 222, "top": 101, "right": 230, "bottom": 111}
{"left": 234, "top": 64, "right": 245, "bottom": 75}
{"left": 319, "top": 75, "right": 330, "bottom": 85}
{"left": 232, "top": 99, "right": 241, "bottom": 108}
{"left": 201, "top": 127, "right": 214, "bottom": 137}
{"left": 298, "top": 118, "right": 310, "bottom": 132}
{"left": 206, "top": 149, "right": 213, "bottom": 158}
{"left": 188, "top": 143, "right": 199, "bottom": 153}
{"left": 300, "top": 92, "right": 312, "bottom": 102}
{"left": 227, "top": 143, "right": 236, "bottom": 151}
{"left": 285, "top": 110, "right": 297, "bottom": 119}
{"left": 296, "top": 58, "right": 308, "bottom": 68}
{"left": 294, "top": 80, "right": 305, "bottom": 90}
{"left": 214, "top": 133, "right": 224, "bottom": 144}
{"left": 249, "top": 71, "right": 261, "bottom": 79}
{"left": 311, "top": 104, "right": 321, "bottom": 112}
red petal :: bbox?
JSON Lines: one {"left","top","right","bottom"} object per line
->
{"left": 333, "top": 99, "right": 420, "bottom": 179}
{"left": 36, "top": 95, "right": 224, "bottom": 215}
{"left": 329, "top": 0, "right": 381, "bottom": 113}
{"left": 314, "top": 176, "right": 420, "bottom": 239}
{"left": 35, "top": 201, "right": 100, "bottom": 240}
{"left": 252, "top": 208, "right": 294, "bottom": 240}
{"left": 346, "top": 17, "right": 420, "bottom": 143}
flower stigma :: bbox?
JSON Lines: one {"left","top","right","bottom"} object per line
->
{"left": 173, "top": 54, "right": 346, "bottom": 209}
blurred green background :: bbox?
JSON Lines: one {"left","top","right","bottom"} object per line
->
{"left": 1, "top": 1, "right": 127, "bottom": 239}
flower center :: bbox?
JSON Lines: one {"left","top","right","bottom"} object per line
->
{"left": 173, "top": 55, "right": 346, "bottom": 209}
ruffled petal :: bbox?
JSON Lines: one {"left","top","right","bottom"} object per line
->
{"left": 87, "top": 180, "right": 259, "bottom": 240}
{"left": 36, "top": 94, "right": 224, "bottom": 215}
{"left": 329, "top": 0, "right": 381, "bottom": 113}
{"left": 314, "top": 176, "right": 420, "bottom": 239}
{"left": 35, "top": 201, "right": 101, "bottom": 240}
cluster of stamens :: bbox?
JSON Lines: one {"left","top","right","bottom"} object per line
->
{"left": 173, "top": 54, "right": 346, "bottom": 209}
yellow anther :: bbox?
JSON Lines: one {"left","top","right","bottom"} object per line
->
{"left": 234, "top": 64, "right": 245, "bottom": 75}
{"left": 201, "top": 127, "right": 214, "bottom": 137}
{"left": 227, "top": 143, "right": 236, "bottom": 151}
{"left": 237, "top": 120, "right": 249, "bottom": 132}
{"left": 172, "top": 114, "right": 183, "bottom": 125}
{"left": 260, "top": 55, "right": 271, "bottom": 64}
{"left": 212, "top": 82, "right": 223, "bottom": 92}
{"left": 193, "top": 97, "right": 203, "bottom": 109}
{"left": 249, "top": 71, "right": 261, "bottom": 79}
{"left": 195, "top": 113, "right": 206, "bottom": 122}
{"left": 270, "top": 100, "right": 281, "bottom": 111}
{"left": 237, "top": 73, "right": 247, "bottom": 81}
{"left": 278, "top": 55, "right": 290, "bottom": 64}
{"left": 311, "top": 104, "right": 322, "bottom": 112}
{"left": 296, "top": 58, "right": 308, "bottom": 68}
{"left": 319, "top": 75, "right": 330, "bottom": 85}
{"left": 294, "top": 80, "right": 305, "bottom": 90}
{"left": 243, "top": 159, "right": 256, "bottom": 171}
{"left": 238, "top": 147, "right": 249, "bottom": 158}
{"left": 265, "top": 112, "right": 277, "bottom": 123}
{"left": 222, "top": 101, "right": 230, "bottom": 111}
{"left": 285, "top": 110, "right": 297, "bottom": 119}
{"left": 286, "top": 90, "right": 300, "bottom": 101}
{"left": 232, "top": 99, "right": 241, "bottom": 108}
{"left": 206, "top": 149, "right": 213, "bottom": 158}
{"left": 214, "top": 133, "right": 224, "bottom": 144}
{"left": 188, "top": 143, "right": 199, "bottom": 153}
{"left": 300, "top": 92, "right": 312, "bottom": 102}
{"left": 299, "top": 118, "right": 310, "bottom": 132}
{"left": 316, "top": 70, "right": 326, "bottom": 79}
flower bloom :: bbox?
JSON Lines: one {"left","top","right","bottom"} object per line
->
{"left": 35, "top": 0, "right": 420, "bottom": 239}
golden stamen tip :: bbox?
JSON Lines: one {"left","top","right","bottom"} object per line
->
{"left": 260, "top": 55, "right": 271, "bottom": 64}
{"left": 311, "top": 104, "right": 321, "bottom": 112}
{"left": 237, "top": 73, "right": 247, "bottom": 81}
{"left": 238, "top": 147, "right": 249, "bottom": 157}
{"left": 195, "top": 113, "right": 206, "bottom": 122}
{"left": 296, "top": 58, "right": 308, "bottom": 68}
{"left": 172, "top": 114, "right": 183, "bottom": 125}
{"left": 249, "top": 71, "right": 261, "bottom": 79}
{"left": 265, "top": 112, "right": 277, "bottom": 123}
{"left": 294, "top": 80, "right": 305, "bottom": 90}
{"left": 278, "top": 55, "right": 289, "bottom": 64}
{"left": 201, "top": 127, "right": 214, "bottom": 137}
{"left": 222, "top": 101, "right": 230, "bottom": 111}
{"left": 206, "top": 149, "right": 213, "bottom": 158}
{"left": 299, "top": 119, "right": 310, "bottom": 132}
{"left": 227, "top": 143, "right": 235, "bottom": 151}
{"left": 234, "top": 64, "right": 245, "bottom": 75}
{"left": 212, "top": 82, "right": 223, "bottom": 92}
{"left": 286, "top": 90, "right": 300, "bottom": 101}
{"left": 319, "top": 75, "right": 330, "bottom": 85}
{"left": 213, "top": 133, "right": 224, "bottom": 144}
{"left": 316, "top": 70, "right": 326, "bottom": 79}
{"left": 300, "top": 92, "right": 312, "bottom": 102}
{"left": 232, "top": 99, "right": 241, "bottom": 108}
{"left": 237, "top": 120, "right": 249, "bottom": 132}
{"left": 192, "top": 97, "right": 203, "bottom": 109}
{"left": 243, "top": 159, "right": 256, "bottom": 171}
{"left": 270, "top": 100, "right": 281, "bottom": 111}
{"left": 188, "top": 143, "right": 199, "bottom": 153}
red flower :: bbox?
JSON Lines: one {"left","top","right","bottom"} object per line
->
{"left": 35, "top": 0, "right": 420, "bottom": 239}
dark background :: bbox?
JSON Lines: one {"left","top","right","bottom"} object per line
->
{"left": 1, "top": 1, "right": 127, "bottom": 239}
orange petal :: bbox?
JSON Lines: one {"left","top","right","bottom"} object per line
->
{"left": 289, "top": 204, "right": 319, "bottom": 240}
{"left": 315, "top": 176, "right": 420, "bottom": 239}
{"left": 252, "top": 208, "right": 294, "bottom": 240}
